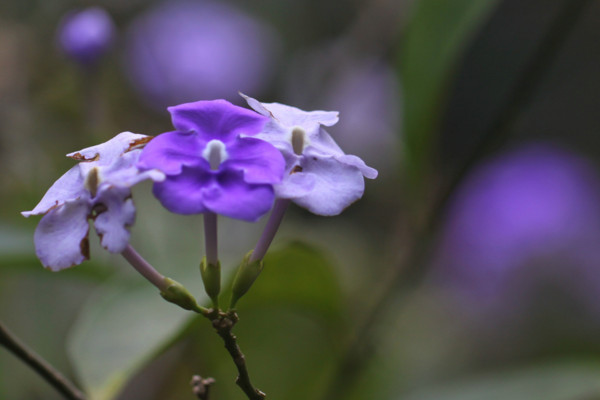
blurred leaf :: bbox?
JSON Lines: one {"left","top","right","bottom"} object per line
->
{"left": 67, "top": 280, "right": 203, "bottom": 400}
{"left": 238, "top": 241, "right": 344, "bottom": 323}
{"left": 402, "top": 363, "right": 600, "bottom": 400}
{"left": 400, "top": 0, "right": 498, "bottom": 187}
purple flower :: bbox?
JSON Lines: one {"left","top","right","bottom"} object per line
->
{"left": 22, "top": 132, "right": 164, "bottom": 270}
{"left": 137, "top": 100, "right": 285, "bottom": 222}
{"left": 242, "top": 94, "right": 378, "bottom": 216}
{"left": 124, "top": 0, "right": 279, "bottom": 109}
{"left": 57, "top": 7, "right": 116, "bottom": 66}
{"left": 433, "top": 144, "right": 600, "bottom": 314}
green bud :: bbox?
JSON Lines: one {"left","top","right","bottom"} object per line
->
{"left": 200, "top": 257, "right": 221, "bottom": 308}
{"left": 160, "top": 278, "right": 202, "bottom": 312}
{"left": 230, "top": 251, "right": 264, "bottom": 309}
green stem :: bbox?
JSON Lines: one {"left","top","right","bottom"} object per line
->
{"left": 0, "top": 321, "right": 86, "bottom": 400}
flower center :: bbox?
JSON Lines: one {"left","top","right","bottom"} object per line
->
{"left": 202, "top": 140, "right": 228, "bottom": 170}
{"left": 84, "top": 167, "right": 100, "bottom": 197}
{"left": 291, "top": 127, "right": 307, "bottom": 156}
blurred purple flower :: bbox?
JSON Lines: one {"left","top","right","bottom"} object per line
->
{"left": 22, "top": 132, "right": 164, "bottom": 270}
{"left": 243, "top": 94, "right": 378, "bottom": 216}
{"left": 124, "top": 0, "right": 279, "bottom": 109}
{"left": 433, "top": 144, "right": 600, "bottom": 312}
{"left": 137, "top": 100, "right": 285, "bottom": 221}
{"left": 57, "top": 7, "right": 116, "bottom": 66}
{"left": 284, "top": 48, "right": 402, "bottom": 173}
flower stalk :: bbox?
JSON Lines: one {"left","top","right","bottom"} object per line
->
{"left": 250, "top": 199, "right": 290, "bottom": 263}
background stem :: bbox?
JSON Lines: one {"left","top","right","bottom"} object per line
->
{"left": 0, "top": 321, "right": 86, "bottom": 400}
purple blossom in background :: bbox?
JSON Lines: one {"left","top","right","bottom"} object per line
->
{"left": 57, "top": 7, "right": 116, "bottom": 66}
{"left": 22, "top": 132, "right": 164, "bottom": 270}
{"left": 433, "top": 144, "right": 600, "bottom": 315}
{"left": 243, "top": 94, "right": 378, "bottom": 216}
{"left": 124, "top": 0, "right": 279, "bottom": 109}
{"left": 285, "top": 52, "right": 401, "bottom": 172}
{"left": 138, "top": 100, "right": 285, "bottom": 222}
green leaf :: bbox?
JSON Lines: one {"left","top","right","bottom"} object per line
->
{"left": 236, "top": 241, "right": 343, "bottom": 323}
{"left": 400, "top": 0, "right": 498, "bottom": 186}
{"left": 67, "top": 280, "right": 203, "bottom": 400}
{"left": 402, "top": 363, "right": 600, "bottom": 400}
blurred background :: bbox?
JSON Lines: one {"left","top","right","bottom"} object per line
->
{"left": 2, "top": 0, "right": 600, "bottom": 399}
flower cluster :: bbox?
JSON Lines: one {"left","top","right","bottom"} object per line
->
{"left": 23, "top": 97, "right": 377, "bottom": 298}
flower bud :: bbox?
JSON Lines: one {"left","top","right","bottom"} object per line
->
{"left": 160, "top": 278, "right": 201, "bottom": 312}
{"left": 57, "top": 7, "right": 115, "bottom": 67}
{"left": 200, "top": 257, "right": 221, "bottom": 307}
{"left": 230, "top": 251, "right": 264, "bottom": 309}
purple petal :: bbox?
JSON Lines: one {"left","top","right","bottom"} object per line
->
{"left": 168, "top": 99, "right": 267, "bottom": 141}
{"left": 224, "top": 137, "right": 285, "bottom": 184}
{"left": 292, "top": 156, "right": 365, "bottom": 216}
{"left": 152, "top": 166, "right": 212, "bottom": 214}
{"left": 275, "top": 172, "right": 316, "bottom": 199}
{"left": 34, "top": 199, "right": 91, "bottom": 270}
{"left": 94, "top": 186, "right": 136, "bottom": 253}
{"left": 137, "top": 130, "right": 205, "bottom": 175}
{"left": 335, "top": 154, "right": 378, "bottom": 179}
{"left": 101, "top": 148, "right": 165, "bottom": 187}
{"left": 242, "top": 93, "right": 339, "bottom": 128}
{"left": 22, "top": 165, "right": 84, "bottom": 217}
{"left": 203, "top": 170, "right": 275, "bottom": 221}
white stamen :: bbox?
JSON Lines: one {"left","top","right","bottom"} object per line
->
{"left": 202, "top": 140, "right": 228, "bottom": 170}
{"left": 291, "top": 128, "right": 307, "bottom": 155}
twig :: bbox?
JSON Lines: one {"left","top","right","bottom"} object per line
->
{"left": 210, "top": 312, "right": 266, "bottom": 400}
{"left": 0, "top": 320, "right": 86, "bottom": 400}
{"left": 321, "top": 0, "right": 594, "bottom": 398}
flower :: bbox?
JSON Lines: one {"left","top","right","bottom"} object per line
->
{"left": 433, "top": 144, "right": 600, "bottom": 314}
{"left": 56, "top": 7, "right": 116, "bottom": 66}
{"left": 137, "top": 99, "right": 285, "bottom": 221}
{"left": 123, "top": 0, "right": 279, "bottom": 109}
{"left": 242, "top": 94, "right": 378, "bottom": 216}
{"left": 22, "top": 132, "right": 164, "bottom": 270}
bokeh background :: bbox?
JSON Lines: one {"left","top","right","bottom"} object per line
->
{"left": 2, "top": 0, "right": 600, "bottom": 399}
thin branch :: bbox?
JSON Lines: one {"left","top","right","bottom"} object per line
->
{"left": 211, "top": 312, "right": 265, "bottom": 400}
{"left": 321, "top": 0, "right": 594, "bottom": 398}
{"left": 0, "top": 321, "right": 86, "bottom": 400}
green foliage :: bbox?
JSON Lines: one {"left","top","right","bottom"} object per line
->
{"left": 400, "top": 0, "right": 498, "bottom": 188}
{"left": 67, "top": 280, "right": 200, "bottom": 400}
{"left": 402, "top": 363, "right": 600, "bottom": 400}
{"left": 237, "top": 241, "right": 344, "bottom": 324}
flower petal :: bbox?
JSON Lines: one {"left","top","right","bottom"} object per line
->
{"left": 224, "top": 136, "right": 285, "bottom": 184}
{"left": 292, "top": 156, "right": 366, "bottom": 216}
{"left": 168, "top": 99, "right": 267, "bottom": 141}
{"left": 22, "top": 165, "right": 84, "bottom": 217}
{"left": 275, "top": 172, "right": 316, "bottom": 199}
{"left": 93, "top": 186, "right": 136, "bottom": 253}
{"left": 203, "top": 170, "right": 275, "bottom": 221}
{"left": 242, "top": 93, "right": 339, "bottom": 128}
{"left": 335, "top": 154, "right": 378, "bottom": 179}
{"left": 67, "top": 131, "right": 148, "bottom": 163}
{"left": 137, "top": 130, "right": 205, "bottom": 175}
{"left": 33, "top": 199, "right": 91, "bottom": 270}
{"left": 151, "top": 166, "right": 212, "bottom": 214}
{"left": 100, "top": 148, "right": 165, "bottom": 187}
